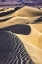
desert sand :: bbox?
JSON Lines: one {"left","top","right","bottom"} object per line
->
{"left": 0, "top": 6, "right": 42, "bottom": 64}
{"left": 0, "top": 6, "right": 42, "bottom": 24}
{"left": 30, "top": 24, "right": 42, "bottom": 33}
{"left": 16, "top": 33, "right": 42, "bottom": 64}
{"left": 15, "top": 24, "right": 42, "bottom": 64}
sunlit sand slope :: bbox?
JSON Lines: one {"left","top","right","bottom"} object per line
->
{"left": 16, "top": 25, "right": 42, "bottom": 64}
{"left": 0, "top": 6, "right": 42, "bottom": 24}
{"left": 30, "top": 24, "right": 42, "bottom": 33}
{"left": 14, "top": 6, "right": 42, "bottom": 17}
{"left": 0, "top": 7, "right": 42, "bottom": 64}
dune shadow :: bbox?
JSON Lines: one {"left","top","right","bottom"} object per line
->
{"left": 0, "top": 17, "right": 13, "bottom": 22}
{"left": 0, "top": 7, "right": 21, "bottom": 17}
{"left": 32, "top": 12, "right": 42, "bottom": 17}
{"left": 0, "top": 24, "right": 31, "bottom": 35}
{"left": 34, "top": 16, "right": 42, "bottom": 23}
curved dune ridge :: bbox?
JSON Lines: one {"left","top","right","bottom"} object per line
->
{"left": 0, "top": 6, "right": 42, "bottom": 24}
{"left": 0, "top": 31, "right": 35, "bottom": 64}
{"left": 0, "top": 6, "right": 42, "bottom": 64}
{"left": 16, "top": 25, "right": 42, "bottom": 64}
{"left": 0, "top": 24, "right": 42, "bottom": 64}
{"left": 17, "top": 37, "right": 42, "bottom": 64}
{"left": 15, "top": 25, "right": 42, "bottom": 49}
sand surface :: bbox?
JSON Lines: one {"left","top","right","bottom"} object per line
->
{"left": 0, "top": 6, "right": 42, "bottom": 64}
{"left": 0, "top": 6, "right": 42, "bottom": 24}
{"left": 15, "top": 24, "right": 42, "bottom": 64}
{"left": 16, "top": 35, "right": 42, "bottom": 64}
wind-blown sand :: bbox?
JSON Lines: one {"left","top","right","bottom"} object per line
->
{"left": 16, "top": 36, "right": 42, "bottom": 64}
{"left": 0, "top": 24, "right": 42, "bottom": 64}
{"left": 0, "top": 6, "right": 42, "bottom": 64}
{"left": 15, "top": 25, "right": 42, "bottom": 64}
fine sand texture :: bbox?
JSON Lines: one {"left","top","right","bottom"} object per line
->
{"left": 15, "top": 24, "right": 42, "bottom": 64}
{"left": 0, "top": 7, "right": 42, "bottom": 64}
{"left": 0, "top": 24, "right": 42, "bottom": 64}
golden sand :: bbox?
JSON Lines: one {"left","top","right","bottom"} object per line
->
{"left": 0, "top": 6, "right": 42, "bottom": 64}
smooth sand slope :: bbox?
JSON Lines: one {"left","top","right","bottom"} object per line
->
{"left": 0, "top": 16, "right": 41, "bottom": 28}
{"left": 0, "top": 23, "right": 42, "bottom": 64}
{"left": 16, "top": 25, "right": 42, "bottom": 64}
{"left": 0, "top": 7, "right": 42, "bottom": 64}
{"left": 0, "top": 6, "right": 42, "bottom": 24}
{"left": 16, "top": 24, "right": 42, "bottom": 49}
{"left": 30, "top": 24, "right": 42, "bottom": 33}
{"left": 14, "top": 6, "right": 42, "bottom": 17}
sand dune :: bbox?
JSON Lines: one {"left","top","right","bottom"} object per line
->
{"left": 0, "top": 16, "right": 41, "bottom": 28}
{"left": 16, "top": 25, "right": 42, "bottom": 49}
{"left": 0, "top": 23, "right": 42, "bottom": 48}
{"left": 14, "top": 6, "right": 42, "bottom": 17}
{"left": 0, "top": 23, "right": 42, "bottom": 64}
{"left": 30, "top": 24, "right": 42, "bottom": 33}
{"left": 15, "top": 25, "right": 42, "bottom": 64}
{"left": 0, "top": 7, "right": 42, "bottom": 64}
{"left": 0, "top": 6, "right": 42, "bottom": 24}
{"left": 17, "top": 36, "right": 42, "bottom": 64}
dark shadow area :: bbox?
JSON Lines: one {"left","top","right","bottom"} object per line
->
{"left": 34, "top": 16, "right": 42, "bottom": 23}
{"left": 0, "top": 7, "right": 22, "bottom": 17}
{"left": 15, "top": 7, "right": 22, "bottom": 11}
{"left": 0, "top": 31, "right": 34, "bottom": 64}
{"left": 0, "top": 8, "right": 9, "bottom": 11}
{"left": 0, "top": 17, "right": 13, "bottom": 22}
{"left": 0, "top": 24, "right": 31, "bottom": 35}
{"left": 38, "top": 8, "right": 41, "bottom": 10}
{"left": 0, "top": 9, "right": 15, "bottom": 17}
{"left": 0, "top": 9, "right": 4, "bottom": 11}
{"left": 32, "top": 12, "right": 42, "bottom": 17}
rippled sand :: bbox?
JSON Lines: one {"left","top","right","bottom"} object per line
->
{"left": 16, "top": 24, "right": 42, "bottom": 64}
{"left": 0, "top": 6, "right": 42, "bottom": 64}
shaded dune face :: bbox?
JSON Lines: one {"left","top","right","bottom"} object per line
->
{"left": 14, "top": 6, "right": 42, "bottom": 17}
{"left": 0, "top": 7, "right": 42, "bottom": 64}
{"left": 0, "top": 31, "right": 13, "bottom": 61}
{"left": 0, "top": 24, "right": 31, "bottom": 35}
{"left": 0, "top": 7, "right": 21, "bottom": 17}
{"left": 0, "top": 31, "right": 34, "bottom": 64}
{"left": 0, "top": 9, "right": 15, "bottom": 17}
{"left": 0, "top": 7, "right": 42, "bottom": 24}
{"left": 0, "top": 17, "right": 13, "bottom": 22}
{"left": 34, "top": 16, "right": 42, "bottom": 23}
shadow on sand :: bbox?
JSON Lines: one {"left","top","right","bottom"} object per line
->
{"left": 0, "top": 24, "right": 31, "bottom": 35}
